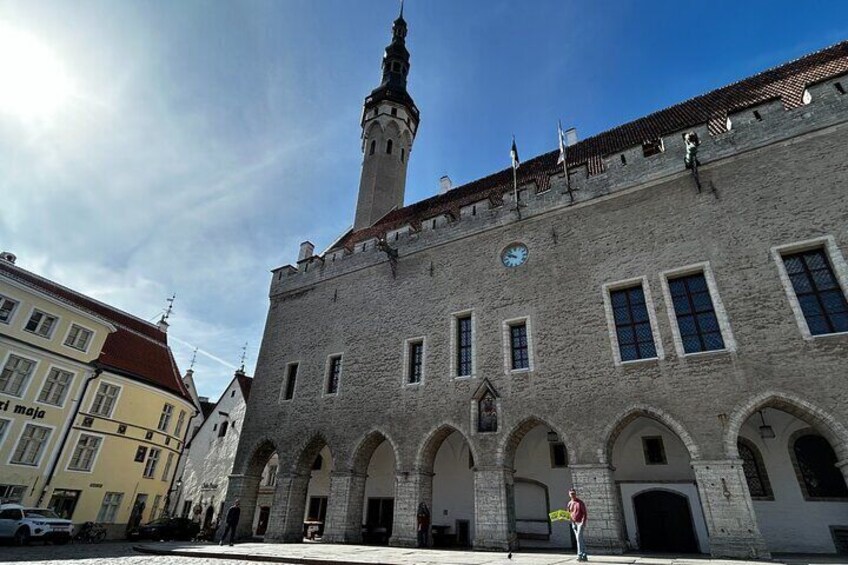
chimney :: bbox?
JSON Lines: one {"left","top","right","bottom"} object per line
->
{"left": 439, "top": 175, "right": 453, "bottom": 194}
{"left": 198, "top": 396, "right": 209, "bottom": 403}
{"left": 565, "top": 128, "right": 578, "bottom": 147}
{"left": 0, "top": 251, "right": 17, "bottom": 264}
{"left": 298, "top": 241, "right": 315, "bottom": 262}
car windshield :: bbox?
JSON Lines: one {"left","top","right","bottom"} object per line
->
{"left": 23, "top": 509, "right": 61, "bottom": 519}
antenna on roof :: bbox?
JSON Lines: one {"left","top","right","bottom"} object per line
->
{"left": 189, "top": 347, "right": 198, "bottom": 371}
{"left": 239, "top": 342, "right": 248, "bottom": 373}
{"left": 157, "top": 294, "right": 176, "bottom": 332}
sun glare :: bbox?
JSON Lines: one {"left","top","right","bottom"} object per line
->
{"left": 0, "top": 24, "right": 74, "bottom": 120}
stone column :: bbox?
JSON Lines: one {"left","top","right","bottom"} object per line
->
{"left": 222, "top": 473, "right": 261, "bottom": 540}
{"left": 692, "top": 460, "right": 770, "bottom": 559}
{"left": 568, "top": 464, "right": 626, "bottom": 554}
{"left": 390, "top": 470, "right": 432, "bottom": 548}
{"left": 263, "top": 471, "right": 311, "bottom": 542}
{"left": 472, "top": 465, "right": 516, "bottom": 551}
{"left": 322, "top": 470, "right": 367, "bottom": 544}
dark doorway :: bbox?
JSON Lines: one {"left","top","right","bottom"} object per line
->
{"left": 365, "top": 497, "right": 393, "bottom": 545}
{"left": 256, "top": 506, "right": 270, "bottom": 536}
{"left": 48, "top": 489, "right": 81, "bottom": 520}
{"left": 634, "top": 490, "right": 698, "bottom": 553}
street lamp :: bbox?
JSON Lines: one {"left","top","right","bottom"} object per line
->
{"left": 758, "top": 410, "right": 776, "bottom": 440}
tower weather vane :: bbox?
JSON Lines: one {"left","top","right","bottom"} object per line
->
{"left": 189, "top": 347, "right": 198, "bottom": 371}
{"left": 161, "top": 294, "right": 176, "bottom": 322}
{"left": 239, "top": 342, "right": 248, "bottom": 372}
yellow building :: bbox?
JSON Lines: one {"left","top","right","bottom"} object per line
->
{"left": 0, "top": 253, "right": 196, "bottom": 538}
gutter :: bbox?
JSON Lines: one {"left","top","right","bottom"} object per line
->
{"left": 36, "top": 368, "right": 101, "bottom": 507}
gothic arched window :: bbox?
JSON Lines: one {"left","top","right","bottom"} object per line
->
{"left": 386, "top": 139, "right": 393, "bottom": 155}
{"left": 792, "top": 433, "right": 848, "bottom": 499}
{"left": 369, "top": 140, "right": 376, "bottom": 156}
{"left": 738, "top": 438, "right": 773, "bottom": 499}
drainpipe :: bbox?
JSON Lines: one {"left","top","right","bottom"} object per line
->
{"left": 36, "top": 368, "right": 101, "bottom": 507}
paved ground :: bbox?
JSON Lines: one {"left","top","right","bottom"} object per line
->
{"left": 0, "top": 541, "right": 845, "bottom": 565}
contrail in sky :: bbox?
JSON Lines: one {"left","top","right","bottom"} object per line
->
{"left": 169, "top": 335, "right": 239, "bottom": 370}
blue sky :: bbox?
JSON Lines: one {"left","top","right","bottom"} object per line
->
{"left": 1, "top": 0, "right": 846, "bottom": 399}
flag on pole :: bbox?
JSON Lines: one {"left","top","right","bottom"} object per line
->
{"left": 510, "top": 137, "right": 520, "bottom": 170}
{"left": 557, "top": 121, "right": 567, "bottom": 166}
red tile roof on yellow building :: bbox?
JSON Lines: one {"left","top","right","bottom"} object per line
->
{"left": 0, "top": 260, "right": 192, "bottom": 403}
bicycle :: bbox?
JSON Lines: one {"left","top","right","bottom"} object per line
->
{"left": 74, "top": 521, "right": 107, "bottom": 544}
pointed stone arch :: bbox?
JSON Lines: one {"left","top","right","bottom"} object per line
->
{"left": 724, "top": 390, "right": 848, "bottom": 460}
{"left": 365, "top": 120, "right": 385, "bottom": 139}
{"left": 350, "top": 428, "right": 402, "bottom": 474}
{"left": 239, "top": 437, "right": 278, "bottom": 476}
{"left": 417, "top": 422, "right": 477, "bottom": 473}
{"left": 600, "top": 404, "right": 700, "bottom": 464}
{"left": 384, "top": 120, "right": 402, "bottom": 138}
{"left": 499, "top": 415, "right": 574, "bottom": 469}
{"left": 291, "top": 431, "right": 333, "bottom": 476}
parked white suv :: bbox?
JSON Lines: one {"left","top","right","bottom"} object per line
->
{"left": 0, "top": 504, "right": 74, "bottom": 545}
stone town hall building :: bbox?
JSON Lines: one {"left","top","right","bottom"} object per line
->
{"left": 226, "top": 11, "right": 848, "bottom": 558}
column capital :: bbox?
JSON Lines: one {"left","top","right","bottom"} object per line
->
{"left": 330, "top": 469, "right": 368, "bottom": 479}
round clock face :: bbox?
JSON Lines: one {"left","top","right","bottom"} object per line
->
{"left": 501, "top": 243, "right": 529, "bottom": 268}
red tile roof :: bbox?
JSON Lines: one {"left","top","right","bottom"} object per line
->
{"left": 0, "top": 260, "right": 192, "bottom": 403}
{"left": 335, "top": 40, "right": 848, "bottom": 251}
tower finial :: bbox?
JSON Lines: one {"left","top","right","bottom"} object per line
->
{"left": 239, "top": 342, "right": 248, "bottom": 373}
{"left": 162, "top": 293, "right": 176, "bottom": 321}
{"left": 189, "top": 347, "right": 198, "bottom": 371}
{"left": 399, "top": 0, "right": 404, "bottom": 19}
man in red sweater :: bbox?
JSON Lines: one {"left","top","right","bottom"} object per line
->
{"left": 567, "top": 489, "right": 588, "bottom": 561}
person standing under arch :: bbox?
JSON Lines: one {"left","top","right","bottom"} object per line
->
{"left": 568, "top": 489, "right": 588, "bottom": 561}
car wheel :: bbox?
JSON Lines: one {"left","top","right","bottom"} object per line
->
{"left": 14, "top": 527, "right": 30, "bottom": 546}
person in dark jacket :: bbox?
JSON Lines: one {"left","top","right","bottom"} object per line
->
{"left": 219, "top": 499, "right": 241, "bottom": 546}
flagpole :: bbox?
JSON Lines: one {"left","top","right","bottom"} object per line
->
{"left": 511, "top": 135, "right": 521, "bottom": 219}
{"left": 559, "top": 120, "right": 574, "bottom": 204}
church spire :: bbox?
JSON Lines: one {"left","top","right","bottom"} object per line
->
{"left": 353, "top": 7, "right": 420, "bottom": 230}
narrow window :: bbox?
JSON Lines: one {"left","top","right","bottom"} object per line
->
{"left": 836, "top": 82, "right": 846, "bottom": 95}
{"left": 0, "top": 354, "right": 37, "bottom": 397}
{"left": 610, "top": 286, "right": 657, "bottom": 361}
{"left": 64, "top": 324, "right": 93, "bottom": 351}
{"left": 90, "top": 383, "right": 120, "bottom": 417}
{"left": 157, "top": 403, "right": 174, "bottom": 432}
{"left": 738, "top": 438, "right": 773, "bottom": 499}
{"left": 456, "top": 315, "right": 473, "bottom": 377}
{"left": 781, "top": 248, "right": 848, "bottom": 335}
{"left": 284, "top": 363, "right": 298, "bottom": 400}
{"left": 642, "top": 436, "right": 667, "bottom": 465}
{"left": 24, "top": 309, "right": 57, "bottom": 338}
{"left": 391, "top": 107, "right": 397, "bottom": 116}
{"left": 38, "top": 368, "right": 73, "bottom": 406}
{"left": 134, "top": 446, "right": 147, "bottom": 462}
{"left": 312, "top": 454, "right": 323, "bottom": 470}
{"left": 0, "top": 295, "right": 19, "bottom": 323}
{"left": 407, "top": 341, "right": 424, "bottom": 384}
{"left": 174, "top": 410, "right": 186, "bottom": 437}
{"left": 369, "top": 140, "right": 376, "bottom": 155}
{"left": 400, "top": 148, "right": 405, "bottom": 162}
{"left": 509, "top": 322, "right": 529, "bottom": 370}
{"left": 620, "top": 154, "right": 627, "bottom": 166}
{"left": 143, "top": 448, "right": 161, "bottom": 478}
{"left": 641, "top": 138, "right": 664, "bottom": 157}
{"left": 386, "top": 139, "right": 393, "bottom": 155}
{"left": 668, "top": 272, "right": 726, "bottom": 353}
{"left": 69, "top": 434, "right": 102, "bottom": 472}
{"left": 753, "top": 110, "right": 763, "bottom": 121}
{"left": 326, "top": 355, "right": 342, "bottom": 394}
{"left": 161, "top": 452, "right": 174, "bottom": 482}
{"left": 11, "top": 424, "right": 52, "bottom": 466}
{"left": 431, "top": 219, "right": 436, "bottom": 229}
{"left": 550, "top": 443, "right": 568, "bottom": 468}
{"left": 266, "top": 464, "right": 278, "bottom": 486}
{"left": 217, "top": 420, "right": 229, "bottom": 438}
{"left": 793, "top": 434, "right": 848, "bottom": 498}
{"left": 472, "top": 205, "right": 477, "bottom": 216}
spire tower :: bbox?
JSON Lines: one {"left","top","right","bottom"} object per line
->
{"left": 353, "top": 6, "right": 420, "bottom": 230}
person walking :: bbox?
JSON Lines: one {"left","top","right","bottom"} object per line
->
{"left": 219, "top": 499, "right": 241, "bottom": 546}
{"left": 567, "top": 489, "right": 588, "bottom": 561}
{"left": 416, "top": 502, "right": 430, "bottom": 548}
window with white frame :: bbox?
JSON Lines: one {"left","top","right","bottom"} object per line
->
{"left": 96, "top": 492, "right": 123, "bottom": 523}
{"left": 143, "top": 448, "right": 161, "bottom": 478}
{"left": 502, "top": 318, "right": 532, "bottom": 372}
{"left": 90, "top": 382, "right": 120, "bottom": 417}
{"left": 38, "top": 368, "right": 74, "bottom": 406}
{"left": 68, "top": 434, "right": 102, "bottom": 472}
{"left": 24, "top": 309, "right": 57, "bottom": 338}
{"left": 0, "top": 418, "right": 9, "bottom": 446}
{"left": 660, "top": 263, "right": 735, "bottom": 356}
{"left": 0, "top": 354, "right": 36, "bottom": 397}
{"left": 779, "top": 245, "right": 848, "bottom": 336}
{"left": 0, "top": 295, "right": 19, "bottom": 324}
{"left": 604, "top": 280, "right": 662, "bottom": 363}
{"left": 161, "top": 452, "right": 174, "bottom": 482}
{"left": 452, "top": 312, "right": 475, "bottom": 377}
{"left": 405, "top": 340, "right": 424, "bottom": 384}
{"left": 11, "top": 423, "right": 52, "bottom": 466}
{"left": 326, "top": 355, "right": 342, "bottom": 394}
{"left": 64, "top": 324, "right": 93, "bottom": 351}
{"left": 157, "top": 403, "right": 173, "bottom": 432}
{"left": 174, "top": 410, "right": 186, "bottom": 437}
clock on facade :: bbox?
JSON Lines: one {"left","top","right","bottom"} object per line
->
{"left": 501, "top": 243, "right": 529, "bottom": 267}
